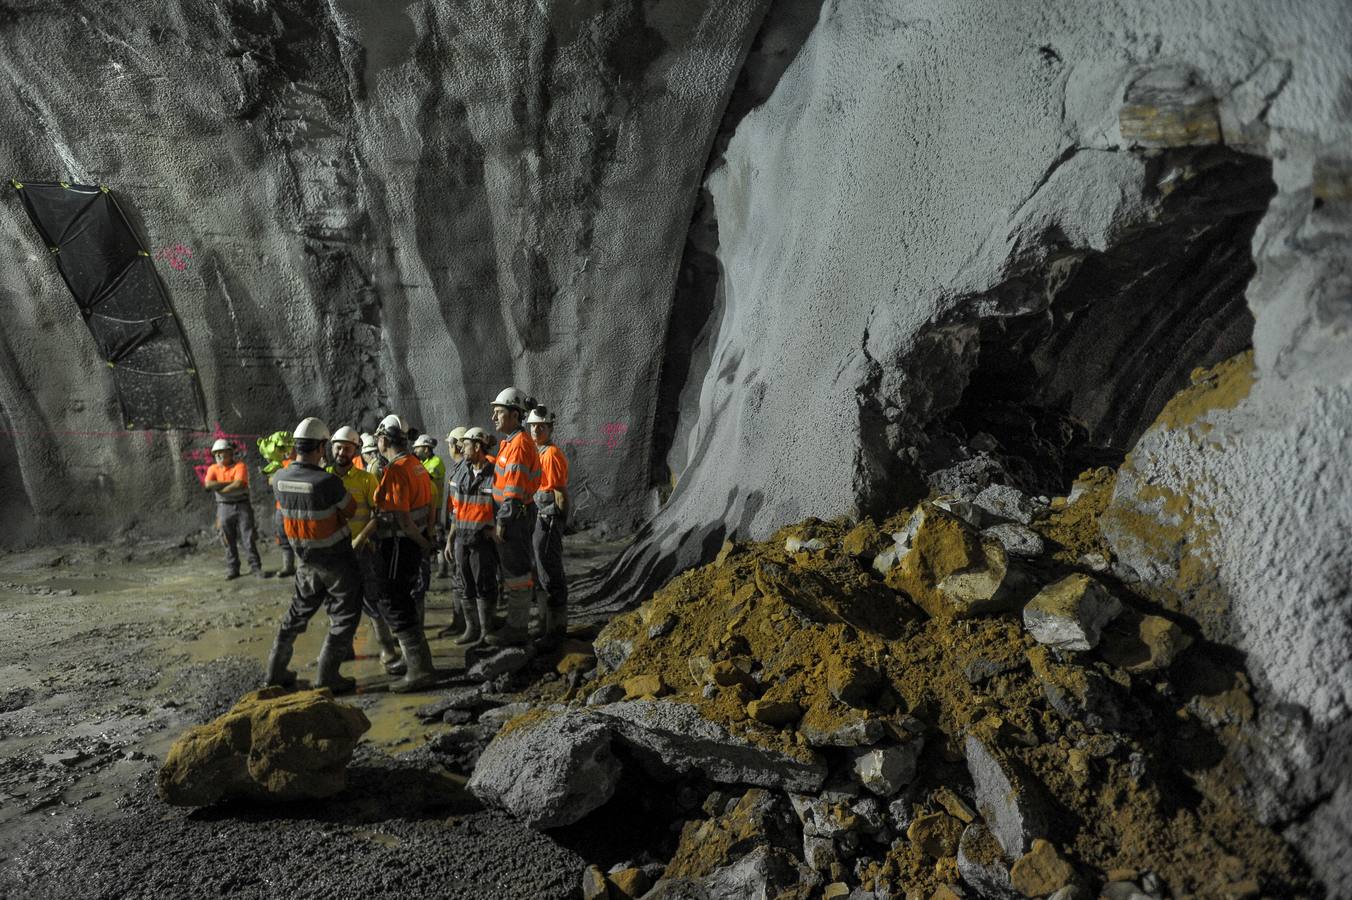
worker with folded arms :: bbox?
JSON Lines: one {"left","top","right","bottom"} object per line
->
{"left": 328, "top": 425, "right": 403, "bottom": 675}
{"left": 263, "top": 418, "right": 364, "bottom": 694}
{"left": 203, "top": 438, "right": 262, "bottom": 580}
{"left": 526, "top": 406, "right": 570, "bottom": 648}
{"left": 371, "top": 414, "right": 439, "bottom": 692}
{"left": 487, "top": 387, "right": 542, "bottom": 646}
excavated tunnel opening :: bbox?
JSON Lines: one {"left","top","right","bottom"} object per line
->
{"left": 926, "top": 147, "right": 1275, "bottom": 496}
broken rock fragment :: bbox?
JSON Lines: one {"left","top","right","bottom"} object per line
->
{"left": 467, "top": 708, "right": 621, "bottom": 829}
{"left": 983, "top": 523, "right": 1046, "bottom": 559}
{"left": 974, "top": 484, "right": 1041, "bottom": 525}
{"left": 957, "top": 823, "right": 1021, "bottom": 900}
{"left": 1023, "top": 574, "right": 1122, "bottom": 652}
{"left": 890, "top": 504, "right": 1023, "bottom": 619}
{"left": 1099, "top": 612, "right": 1193, "bottom": 673}
{"left": 1009, "top": 838, "right": 1075, "bottom": 897}
{"left": 964, "top": 733, "right": 1050, "bottom": 858}
{"left": 907, "top": 811, "right": 965, "bottom": 858}
{"left": 597, "top": 700, "right": 827, "bottom": 792}
{"left": 848, "top": 740, "right": 922, "bottom": 796}
{"left": 157, "top": 687, "right": 369, "bottom": 806}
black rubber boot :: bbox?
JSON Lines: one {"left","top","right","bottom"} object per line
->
{"left": 390, "top": 630, "right": 437, "bottom": 693}
{"left": 263, "top": 636, "right": 297, "bottom": 688}
{"left": 278, "top": 548, "right": 296, "bottom": 578}
{"left": 371, "top": 617, "right": 405, "bottom": 675}
{"left": 315, "top": 634, "right": 356, "bottom": 694}
{"left": 454, "top": 594, "right": 482, "bottom": 646}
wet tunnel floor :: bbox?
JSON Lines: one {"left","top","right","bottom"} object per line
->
{"left": 0, "top": 534, "right": 628, "bottom": 898}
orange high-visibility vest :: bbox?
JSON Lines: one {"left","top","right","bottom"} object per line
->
{"left": 492, "top": 429, "right": 541, "bottom": 507}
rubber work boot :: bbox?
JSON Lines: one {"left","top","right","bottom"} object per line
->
{"left": 278, "top": 548, "right": 296, "bottom": 578}
{"left": 370, "top": 617, "right": 405, "bottom": 675}
{"left": 454, "top": 594, "right": 482, "bottom": 646}
{"left": 315, "top": 635, "right": 357, "bottom": 694}
{"left": 389, "top": 630, "right": 437, "bottom": 693}
{"left": 484, "top": 586, "right": 531, "bottom": 647}
{"left": 536, "top": 603, "right": 567, "bottom": 652}
{"left": 263, "top": 637, "right": 297, "bottom": 689}
{"left": 437, "top": 555, "right": 450, "bottom": 579}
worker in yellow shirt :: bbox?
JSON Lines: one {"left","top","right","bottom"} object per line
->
{"left": 328, "top": 426, "right": 403, "bottom": 675}
{"left": 526, "top": 407, "right": 570, "bottom": 648}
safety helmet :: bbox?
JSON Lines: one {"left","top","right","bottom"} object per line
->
{"left": 360, "top": 435, "right": 378, "bottom": 454}
{"left": 462, "top": 426, "right": 491, "bottom": 446}
{"left": 375, "top": 413, "right": 407, "bottom": 437}
{"left": 446, "top": 426, "right": 467, "bottom": 443}
{"left": 490, "top": 387, "right": 529, "bottom": 412}
{"left": 211, "top": 438, "right": 233, "bottom": 453}
{"left": 525, "top": 406, "right": 556, "bottom": 426}
{"left": 293, "top": 417, "right": 331, "bottom": 441}
{"left": 331, "top": 425, "right": 360, "bottom": 446}
{"left": 413, "top": 434, "right": 437, "bottom": 449}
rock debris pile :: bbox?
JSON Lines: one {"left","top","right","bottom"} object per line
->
{"left": 458, "top": 436, "right": 1308, "bottom": 897}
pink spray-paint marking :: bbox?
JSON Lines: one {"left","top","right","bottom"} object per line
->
{"left": 601, "top": 422, "right": 628, "bottom": 451}
{"left": 180, "top": 423, "right": 257, "bottom": 485}
{"left": 154, "top": 243, "right": 194, "bottom": 272}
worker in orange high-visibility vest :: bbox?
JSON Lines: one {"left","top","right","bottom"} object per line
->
{"left": 203, "top": 438, "right": 263, "bottom": 580}
{"left": 447, "top": 427, "right": 498, "bottom": 646}
{"left": 526, "top": 406, "right": 570, "bottom": 649}
{"left": 486, "top": 386, "right": 541, "bottom": 647}
{"left": 371, "top": 414, "right": 439, "bottom": 692}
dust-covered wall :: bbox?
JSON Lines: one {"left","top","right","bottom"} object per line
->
{"left": 0, "top": 0, "right": 773, "bottom": 546}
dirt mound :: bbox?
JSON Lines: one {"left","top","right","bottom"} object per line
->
{"left": 582, "top": 459, "right": 1307, "bottom": 896}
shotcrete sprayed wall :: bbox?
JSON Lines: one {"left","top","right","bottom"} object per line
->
{"left": 0, "top": 0, "right": 773, "bottom": 546}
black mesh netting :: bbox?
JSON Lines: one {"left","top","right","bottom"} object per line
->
{"left": 12, "top": 180, "right": 205, "bottom": 430}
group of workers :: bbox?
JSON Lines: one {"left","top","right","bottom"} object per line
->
{"left": 201, "top": 386, "right": 571, "bottom": 694}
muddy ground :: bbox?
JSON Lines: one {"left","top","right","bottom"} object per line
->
{"left": 0, "top": 532, "right": 626, "bottom": 899}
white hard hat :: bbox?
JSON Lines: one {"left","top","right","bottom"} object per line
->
{"left": 376, "top": 413, "right": 407, "bottom": 437}
{"left": 331, "top": 426, "right": 360, "bottom": 446}
{"left": 446, "top": 426, "right": 468, "bottom": 443}
{"left": 525, "top": 406, "right": 556, "bottom": 426}
{"left": 462, "top": 426, "right": 491, "bottom": 445}
{"left": 360, "top": 435, "right": 378, "bottom": 453}
{"left": 211, "top": 438, "right": 233, "bottom": 453}
{"left": 490, "top": 387, "right": 529, "bottom": 412}
{"left": 293, "top": 417, "right": 331, "bottom": 442}
{"left": 413, "top": 434, "right": 437, "bottom": 449}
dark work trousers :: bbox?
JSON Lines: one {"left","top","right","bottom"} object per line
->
{"left": 532, "top": 514, "right": 567, "bottom": 609}
{"left": 278, "top": 552, "right": 363, "bottom": 642}
{"left": 454, "top": 532, "right": 500, "bottom": 609}
{"left": 217, "top": 502, "right": 261, "bottom": 575}
{"left": 376, "top": 536, "right": 424, "bottom": 634}
{"left": 497, "top": 505, "right": 537, "bottom": 578}
{"left": 355, "top": 546, "right": 385, "bottom": 620}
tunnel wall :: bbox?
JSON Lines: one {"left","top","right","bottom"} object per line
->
{"left": 0, "top": 0, "right": 772, "bottom": 546}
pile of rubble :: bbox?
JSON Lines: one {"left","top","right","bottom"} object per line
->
{"left": 455, "top": 464, "right": 1308, "bottom": 898}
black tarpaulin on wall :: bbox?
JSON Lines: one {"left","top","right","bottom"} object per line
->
{"left": 11, "top": 180, "right": 206, "bottom": 430}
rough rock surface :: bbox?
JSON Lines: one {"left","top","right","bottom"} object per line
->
{"left": 964, "top": 733, "right": 1050, "bottom": 859}
{"left": 0, "top": 0, "right": 774, "bottom": 545}
{"left": 157, "top": 686, "right": 369, "bottom": 806}
{"left": 467, "top": 709, "right": 621, "bottom": 829}
{"left": 1022, "top": 574, "right": 1123, "bottom": 652}
{"left": 597, "top": 700, "right": 827, "bottom": 792}
{"left": 957, "top": 823, "right": 1021, "bottom": 900}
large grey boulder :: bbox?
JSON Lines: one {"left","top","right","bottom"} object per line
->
{"left": 467, "top": 709, "right": 621, "bottom": 829}
{"left": 964, "top": 733, "right": 1050, "bottom": 859}
{"left": 597, "top": 700, "right": 827, "bottom": 792}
